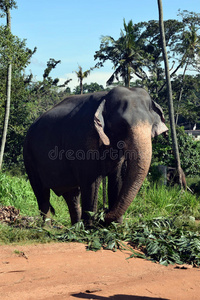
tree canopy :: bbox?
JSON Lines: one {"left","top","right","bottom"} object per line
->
{"left": 95, "top": 11, "right": 200, "bottom": 98}
{"left": 0, "top": 5, "right": 199, "bottom": 176}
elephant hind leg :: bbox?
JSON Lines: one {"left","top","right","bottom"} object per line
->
{"left": 37, "top": 188, "right": 51, "bottom": 222}
{"left": 26, "top": 166, "right": 51, "bottom": 222}
{"left": 63, "top": 188, "right": 81, "bottom": 225}
{"left": 30, "top": 179, "right": 51, "bottom": 221}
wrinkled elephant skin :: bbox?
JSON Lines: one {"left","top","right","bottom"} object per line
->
{"left": 23, "top": 87, "right": 168, "bottom": 224}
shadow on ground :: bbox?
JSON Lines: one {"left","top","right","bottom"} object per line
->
{"left": 71, "top": 292, "right": 169, "bottom": 300}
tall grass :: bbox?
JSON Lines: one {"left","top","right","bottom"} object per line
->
{"left": 0, "top": 173, "right": 200, "bottom": 225}
{"left": 0, "top": 173, "right": 37, "bottom": 216}
{"left": 125, "top": 180, "right": 200, "bottom": 224}
{"left": 0, "top": 173, "right": 71, "bottom": 225}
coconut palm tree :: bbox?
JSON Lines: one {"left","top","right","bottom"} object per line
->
{"left": 95, "top": 19, "right": 147, "bottom": 88}
{"left": 74, "top": 65, "right": 92, "bottom": 94}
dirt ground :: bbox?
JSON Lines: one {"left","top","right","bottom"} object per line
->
{"left": 0, "top": 242, "right": 200, "bottom": 300}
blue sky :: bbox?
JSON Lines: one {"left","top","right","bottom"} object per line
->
{"left": 3, "top": 0, "right": 200, "bottom": 90}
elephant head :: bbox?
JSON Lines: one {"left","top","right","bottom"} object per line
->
{"left": 94, "top": 86, "right": 168, "bottom": 223}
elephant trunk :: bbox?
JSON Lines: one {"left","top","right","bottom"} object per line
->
{"left": 105, "top": 122, "right": 152, "bottom": 223}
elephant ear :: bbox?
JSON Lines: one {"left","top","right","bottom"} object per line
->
{"left": 151, "top": 100, "right": 168, "bottom": 137}
{"left": 152, "top": 100, "right": 165, "bottom": 122}
{"left": 94, "top": 100, "right": 110, "bottom": 146}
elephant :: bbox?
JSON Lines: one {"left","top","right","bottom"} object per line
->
{"left": 23, "top": 86, "right": 168, "bottom": 225}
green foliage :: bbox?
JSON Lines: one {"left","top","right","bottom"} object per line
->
{"left": 125, "top": 183, "right": 200, "bottom": 223}
{"left": 42, "top": 215, "right": 200, "bottom": 266}
{"left": 74, "top": 65, "right": 94, "bottom": 94}
{"left": 0, "top": 10, "right": 36, "bottom": 172}
{"left": 0, "top": 173, "right": 71, "bottom": 223}
{"left": 189, "top": 178, "right": 200, "bottom": 194}
{"left": 0, "top": 172, "right": 38, "bottom": 215}
{"left": 0, "top": 222, "right": 52, "bottom": 244}
{"left": 94, "top": 11, "right": 200, "bottom": 128}
{"left": 172, "top": 74, "right": 200, "bottom": 125}
{"left": 0, "top": 0, "right": 17, "bottom": 14}
{"left": 95, "top": 19, "right": 151, "bottom": 87}
{"left": 83, "top": 82, "right": 104, "bottom": 93}
{"left": 0, "top": 57, "right": 67, "bottom": 172}
{"left": 73, "top": 82, "right": 105, "bottom": 94}
{"left": 1, "top": 211, "right": 200, "bottom": 266}
{"left": 0, "top": 174, "right": 200, "bottom": 266}
{"left": 0, "top": 25, "right": 36, "bottom": 69}
{"left": 1, "top": 72, "right": 32, "bottom": 172}
{"left": 152, "top": 127, "right": 200, "bottom": 176}
{"left": 43, "top": 58, "right": 61, "bottom": 80}
{"left": 129, "top": 217, "right": 200, "bottom": 266}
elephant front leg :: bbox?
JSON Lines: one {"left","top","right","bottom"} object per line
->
{"left": 63, "top": 188, "right": 81, "bottom": 225}
{"left": 108, "top": 163, "right": 125, "bottom": 223}
{"left": 80, "top": 178, "right": 101, "bottom": 225}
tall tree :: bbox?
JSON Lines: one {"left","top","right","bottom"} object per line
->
{"left": 95, "top": 20, "right": 147, "bottom": 87}
{"left": 172, "top": 74, "right": 200, "bottom": 127}
{"left": 0, "top": 0, "right": 16, "bottom": 170}
{"left": 94, "top": 19, "right": 185, "bottom": 91}
{"left": 74, "top": 65, "right": 92, "bottom": 94}
{"left": 0, "top": 1, "right": 36, "bottom": 171}
{"left": 157, "top": 0, "right": 183, "bottom": 187}
{"left": 1, "top": 58, "right": 65, "bottom": 172}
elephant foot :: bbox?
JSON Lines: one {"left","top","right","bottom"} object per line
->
{"left": 83, "top": 219, "right": 96, "bottom": 230}
{"left": 104, "top": 212, "right": 123, "bottom": 225}
{"left": 40, "top": 208, "right": 51, "bottom": 226}
{"left": 115, "top": 216, "right": 123, "bottom": 223}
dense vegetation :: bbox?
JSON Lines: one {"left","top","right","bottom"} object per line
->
{"left": 0, "top": 2, "right": 200, "bottom": 265}
{"left": 0, "top": 173, "right": 200, "bottom": 266}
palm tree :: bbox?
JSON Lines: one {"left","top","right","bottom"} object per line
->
{"left": 95, "top": 19, "right": 146, "bottom": 88}
{"left": 74, "top": 65, "right": 91, "bottom": 94}
{"left": 157, "top": 0, "right": 184, "bottom": 187}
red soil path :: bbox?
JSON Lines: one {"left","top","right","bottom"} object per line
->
{"left": 0, "top": 242, "right": 200, "bottom": 300}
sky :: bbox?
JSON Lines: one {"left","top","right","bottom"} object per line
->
{"left": 2, "top": 0, "right": 200, "bottom": 90}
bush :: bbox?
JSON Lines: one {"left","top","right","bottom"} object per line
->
{"left": 190, "top": 180, "right": 200, "bottom": 195}
{"left": 152, "top": 127, "right": 200, "bottom": 177}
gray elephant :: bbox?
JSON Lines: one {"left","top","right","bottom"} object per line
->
{"left": 23, "top": 87, "right": 168, "bottom": 225}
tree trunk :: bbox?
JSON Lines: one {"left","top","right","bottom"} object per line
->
{"left": 175, "top": 60, "right": 188, "bottom": 125}
{"left": 80, "top": 78, "right": 83, "bottom": 94}
{"left": 0, "top": 6, "right": 12, "bottom": 170}
{"left": 157, "top": 0, "right": 183, "bottom": 187}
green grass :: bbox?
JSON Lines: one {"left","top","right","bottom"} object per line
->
{"left": 0, "top": 172, "right": 200, "bottom": 265}
{"left": 1, "top": 173, "right": 199, "bottom": 223}
{"left": 0, "top": 172, "right": 71, "bottom": 225}
{"left": 125, "top": 181, "right": 200, "bottom": 224}
{"left": 0, "top": 173, "right": 38, "bottom": 216}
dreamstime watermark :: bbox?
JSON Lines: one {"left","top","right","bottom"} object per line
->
{"left": 48, "top": 141, "right": 138, "bottom": 161}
